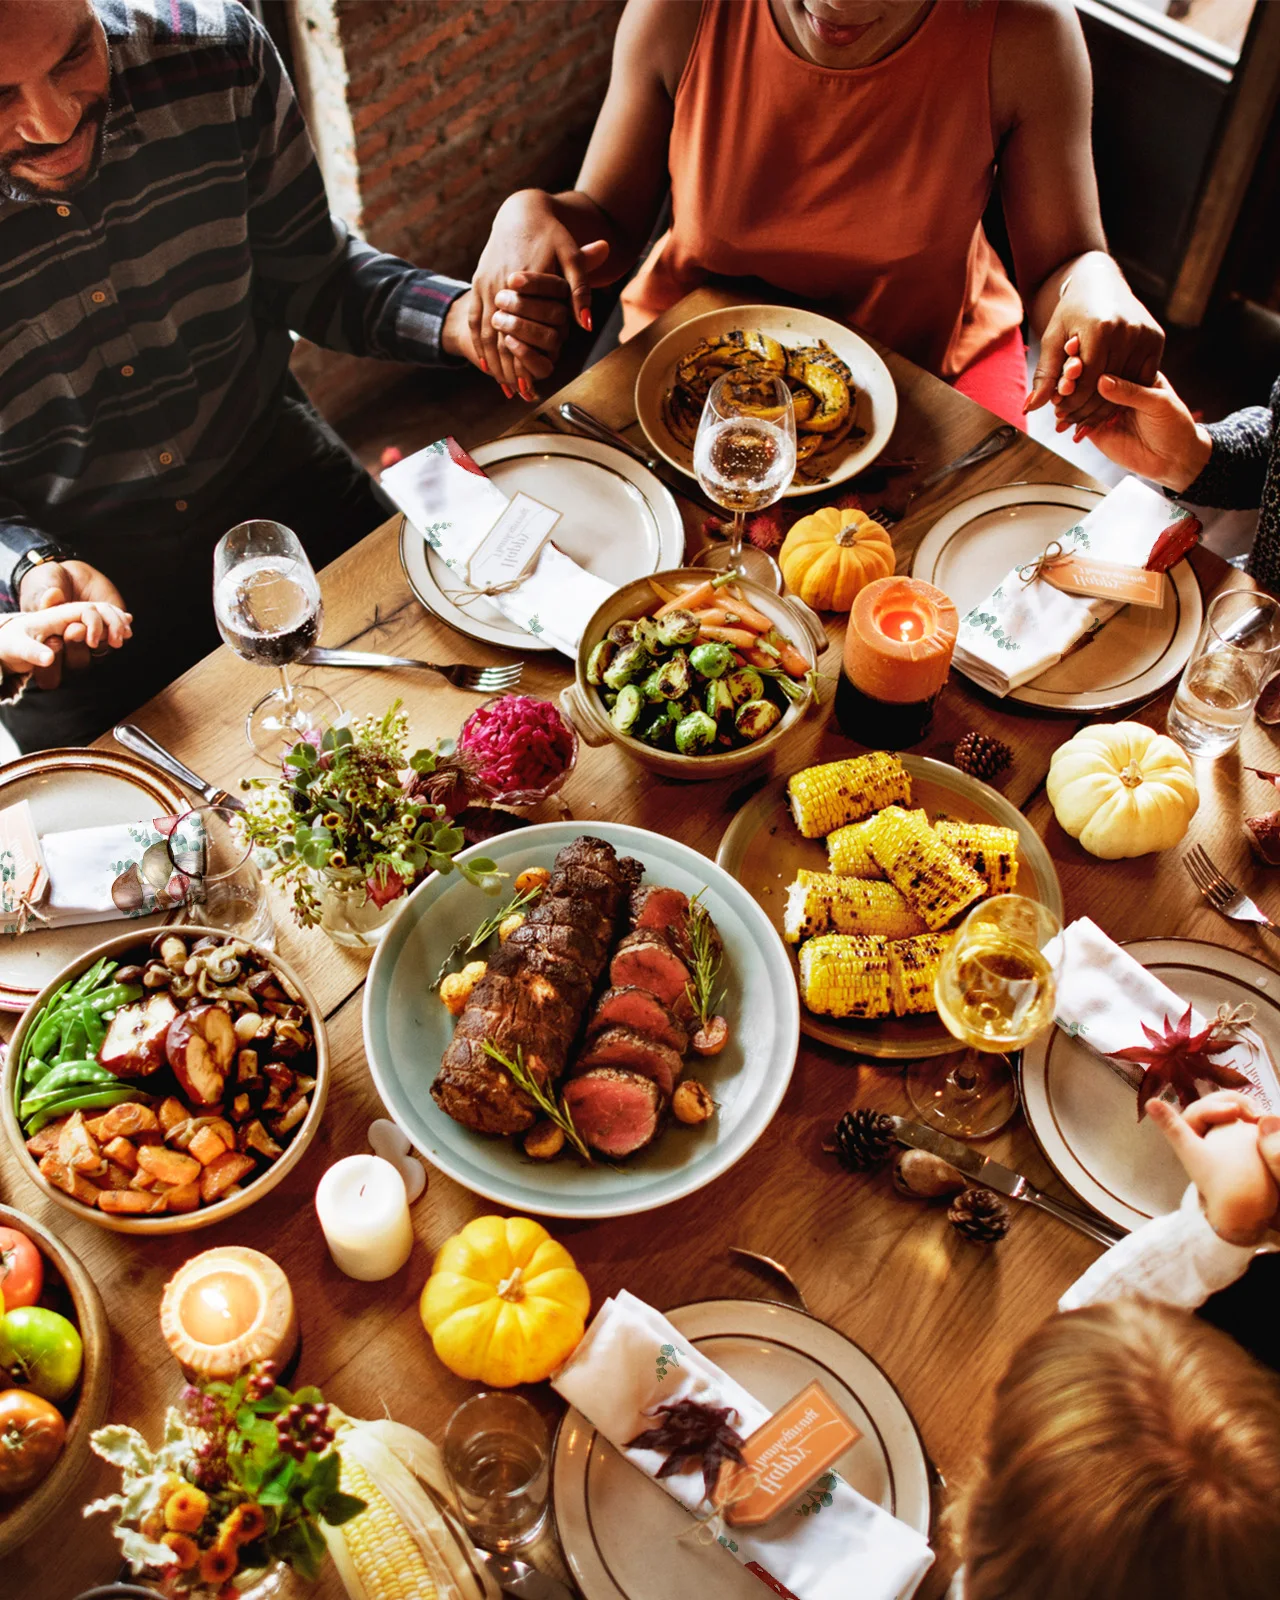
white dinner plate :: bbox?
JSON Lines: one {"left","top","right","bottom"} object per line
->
{"left": 1020, "top": 938, "right": 1280, "bottom": 1233}
{"left": 635, "top": 304, "right": 897, "bottom": 496}
{"left": 397, "top": 434, "right": 685, "bottom": 652}
{"left": 911, "top": 483, "right": 1203, "bottom": 712}
{"left": 553, "top": 1298, "right": 932, "bottom": 1600}
{"left": 0, "top": 747, "right": 190, "bottom": 1011}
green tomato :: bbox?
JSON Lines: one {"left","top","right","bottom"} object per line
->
{"left": 0, "top": 1306, "right": 83, "bottom": 1402}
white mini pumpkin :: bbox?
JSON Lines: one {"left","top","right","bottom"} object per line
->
{"left": 1046, "top": 721, "right": 1199, "bottom": 859}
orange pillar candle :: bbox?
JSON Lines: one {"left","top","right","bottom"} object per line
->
{"left": 838, "top": 576, "right": 959, "bottom": 747}
{"left": 160, "top": 1246, "right": 297, "bottom": 1381}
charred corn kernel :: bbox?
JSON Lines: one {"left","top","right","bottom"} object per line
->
{"left": 161, "top": 1532, "right": 200, "bottom": 1571}
{"left": 797, "top": 934, "right": 893, "bottom": 1019}
{"left": 826, "top": 808, "right": 929, "bottom": 877}
{"left": 787, "top": 752, "right": 911, "bottom": 838}
{"left": 164, "top": 1484, "right": 210, "bottom": 1533}
{"left": 198, "top": 1543, "right": 237, "bottom": 1585}
{"left": 933, "top": 822, "right": 1019, "bottom": 894}
{"left": 336, "top": 1455, "right": 439, "bottom": 1600}
{"left": 784, "top": 870, "right": 926, "bottom": 942}
{"left": 866, "top": 807, "right": 985, "bottom": 931}
{"left": 888, "top": 933, "right": 950, "bottom": 1017}
{"left": 515, "top": 866, "right": 551, "bottom": 893}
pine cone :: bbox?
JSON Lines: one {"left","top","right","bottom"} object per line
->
{"left": 947, "top": 1187, "right": 1011, "bottom": 1243}
{"left": 954, "top": 731, "right": 1013, "bottom": 782}
{"left": 828, "top": 1108, "right": 895, "bottom": 1172}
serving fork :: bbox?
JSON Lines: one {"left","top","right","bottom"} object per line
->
{"left": 300, "top": 646, "right": 521, "bottom": 692}
{"left": 1184, "top": 844, "right": 1280, "bottom": 935}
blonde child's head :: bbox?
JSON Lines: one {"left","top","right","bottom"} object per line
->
{"left": 958, "top": 1298, "right": 1280, "bottom": 1600}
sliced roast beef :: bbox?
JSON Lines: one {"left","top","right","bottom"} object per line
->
{"left": 587, "top": 986, "right": 689, "bottom": 1054}
{"left": 631, "top": 885, "right": 693, "bottom": 959}
{"left": 562, "top": 1068, "right": 664, "bottom": 1157}
{"left": 572, "top": 1025, "right": 684, "bottom": 1097}
{"left": 610, "top": 930, "right": 693, "bottom": 1011}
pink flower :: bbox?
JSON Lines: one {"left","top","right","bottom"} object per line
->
{"left": 366, "top": 866, "right": 407, "bottom": 908}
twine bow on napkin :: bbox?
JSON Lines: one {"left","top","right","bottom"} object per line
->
{"left": 1016, "top": 539, "right": 1073, "bottom": 588}
{"left": 1212, "top": 1001, "right": 1258, "bottom": 1042}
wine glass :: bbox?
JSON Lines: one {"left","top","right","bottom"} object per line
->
{"left": 213, "top": 520, "right": 339, "bottom": 759}
{"left": 165, "top": 806, "right": 276, "bottom": 950}
{"left": 693, "top": 371, "right": 796, "bottom": 591}
{"left": 906, "top": 895, "right": 1062, "bottom": 1138}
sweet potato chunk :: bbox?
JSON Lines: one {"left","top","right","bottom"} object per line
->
{"left": 98, "top": 1189, "right": 164, "bottom": 1215}
{"left": 104, "top": 1136, "right": 139, "bottom": 1172}
{"left": 39, "top": 1151, "right": 102, "bottom": 1205}
{"left": 87, "top": 1103, "right": 160, "bottom": 1142}
{"left": 58, "top": 1112, "right": 106, "bottom": 1176}
{"left": 136, "top": 1145, "right": 201, "bottom": 1187}
{"left": 130, "top": 1168, "right": 158, "bottom": 1190}
{"left": 159, "top": 1181, "right": 201, "bottom": 1213}
{"left": 188, "top": 1125, "right": 229, "bottom": 1167}
{"left": 25, "top": 1118, "right": 70, "bottom": 1158}
{"left": 99, "top": 1161, "right": 137, "bottom": 1191}
{"left": 158, "top": 1097, "right": 189, "bottom": 1133}
{"left": 200, "top": 1151, "right": 256, "bottom": 1203}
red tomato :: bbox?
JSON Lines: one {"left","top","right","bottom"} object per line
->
{"left": 0, "top": 1389, "right": 65, "bottom": 1494}
{"left": 0, "top": 1227, "right": 43, "bottom": 1310}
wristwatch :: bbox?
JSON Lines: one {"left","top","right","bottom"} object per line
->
{"left": 11, "top": 542, "right": 76, "bottom": 603}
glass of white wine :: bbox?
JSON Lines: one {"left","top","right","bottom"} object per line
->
{"left": 906, "top": 894, "right": 1062, "bottom": 1138}
{"left": 693, "top": 371, "right": 796, "bottom": 591}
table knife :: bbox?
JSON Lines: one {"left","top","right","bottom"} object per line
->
{"left": 474, "top": 1549, "right": 575, "bottom": 1600}
{"left": 887, "top": 1115, "right": 1126, "bottom": 1248}
{"left": 113, "top": 723, "right": 245, "bottom": 813}
{"left": 555, "top": 401, "right": 723, "bottom": 517}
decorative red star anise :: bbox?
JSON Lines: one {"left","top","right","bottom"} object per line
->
{"left": 625, "top": 1398, "right": 747, "bottom": 1501}
{"left": 1108, "top": 1004, "right": 1249, "bottom": 1118}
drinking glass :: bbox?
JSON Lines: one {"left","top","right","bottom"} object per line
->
{"left": 693, "top": 372, "right": 796, "bottom": 591}
{"left": 213, "top": 520, "right": 339, "bottom": 759}
{"left": 906, "top": 895, "right": 1062, "bottom": 1138}
{"left": 1166, "top": 588, "right": 1280, "bottom": 759}
{"left": 166, "top": 806, "right": 275, "bottom": 949}
{"left": 444, "top": 1392, "right": 550, "bottom": 1551}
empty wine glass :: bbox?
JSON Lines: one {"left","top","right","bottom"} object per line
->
{"left": 165, "top": 806, "right": 275, "bottom": 950}
{"left": 213, "top": 520, "right": 339, "bottom": 759}
{"left": 693, "top": 372, "right": 796, "bottom": 591}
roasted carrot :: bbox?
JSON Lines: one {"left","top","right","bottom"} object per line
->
{"left": 691, "top": 606, "right": 769, "bottom": 633}
{"left": 657, "top": 580, "right": 717, "bottom": 617}
{"left": 648, "top": 578, "right": 680, "bottom": 604}
{"left": 711, "top": 589, "right": 775, "bottom": 632}
{"left": 697, "top": 624, "right": 759, "bottom": 649}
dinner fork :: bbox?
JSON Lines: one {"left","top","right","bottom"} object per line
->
{"left": 1184, "top": 843, "right": 1280, "bottom": 935}
{"left": 300, "top": 646, "right": 522, "bottom": 692}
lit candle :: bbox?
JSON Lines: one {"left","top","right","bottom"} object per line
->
{"left": 160, "top": 1247, "right": 297, "bottom": 1381}
{"left": 315, "top": 1155, "right": 414, "bottom": 1281}
{"left": 839, "top": 576, "right": 959, "bottom": 747}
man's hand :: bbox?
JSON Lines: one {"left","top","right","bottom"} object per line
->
{"left": 1147, "top": 1091, "right": 1279, "bottom": 1246}
{"left": 18, "top": 558, "right": 127, "bottom": 689}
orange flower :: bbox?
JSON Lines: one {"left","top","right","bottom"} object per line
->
{"left": 160, "top": 1532, "right": 200, "bottom": 1571}
{"left": 198, "top": 1543, "right": 238, "bottom": 1585}
{"left": 164, "top": 1483, "right": 210, "bottom": 1533}
{"left": 219, "top": 1501, "right": 267, "bottom": 1545}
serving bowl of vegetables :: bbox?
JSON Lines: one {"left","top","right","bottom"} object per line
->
{"left": 563, "top": 567, "right": 828, "bottom": 780}
{"left": 2, "top": 926, "right": 329, "bottom": 1235}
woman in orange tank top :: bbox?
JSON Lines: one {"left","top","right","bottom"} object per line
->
{"left": 472, "top": 0, "right": 1162, "bottom": 432}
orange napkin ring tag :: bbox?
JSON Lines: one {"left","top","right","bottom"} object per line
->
{"left": 1040, "top": 555, "right": 1167, "bottom": 609}
{"left": 717, "top": 1381, "right": 861, "bottom": 1528}
{"left": 1146, "top": 513, "right": 1202, "bottom": 573}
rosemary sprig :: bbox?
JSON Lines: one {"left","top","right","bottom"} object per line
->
{"left": 483, "top": 1040, "right": 594, "bottom": 1164}
{"left": 684, "top": 889, "right": 724, "bottom": 1030}
{"left": 432, "top": 884, "right": 543, "bottom": 987}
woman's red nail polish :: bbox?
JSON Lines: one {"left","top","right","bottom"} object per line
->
{"left": 501, "top": 384, "right": 514, "bottom": 400}
{"left": 479, "top": 358, "right": 489, "bottom": 374}
{"left": 581, "top": 309, "right": 593, "bottom": 332}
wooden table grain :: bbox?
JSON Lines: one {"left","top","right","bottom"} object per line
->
{"left": 4, "top": 288, "right": 1274, "bottom": 1600}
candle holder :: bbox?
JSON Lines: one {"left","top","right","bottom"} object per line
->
{"left": 160, "top": 1246, "right": 297, "bottom": 1382}
{"left": 838, "top": 576, "right": 958, "bottom": 749}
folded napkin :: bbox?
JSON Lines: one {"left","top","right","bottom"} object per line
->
{"left": 954, "top": 477, "right": 1197, "bottom": 696}
{"left": 1046, "top": 917, "right": 1280, "bottom": 1112}
{"left": 380, "top": 437, "right": 616, "bottom": 656}
{"left": 553, "top": 1289, "right": 933, "bottom": 1600}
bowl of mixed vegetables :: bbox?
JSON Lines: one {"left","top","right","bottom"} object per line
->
{"left": 564, "top": 568, "right": 827, "bottom": 780}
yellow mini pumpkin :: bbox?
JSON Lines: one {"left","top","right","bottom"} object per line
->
{"left": 419, "top": 1215, "right": 590, "bottom": 1386}
{"left": 779, "top": 506, "right": 895, "bottom": 612}
{"left": 1046, "top": 721, "right": 1199, "bottom": 859}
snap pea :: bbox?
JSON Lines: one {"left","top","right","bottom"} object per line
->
{"left": 67, "top": 956, "right": 117, "bottom": 998}
{"left": 24, "top": 1086, "right": 145, "bottom": 1137}
{"left": 27, "top": 1005, "right": 68, "bottom": 1063}
{"left": 55, "top": 1015, "right": 88, "bottom": 1066}
{"left": 80, "top": 1003, "right": 107, "bottom": 1054}
{"left": 85, "top": 982, "right": 143, "bottom": 1013}
{"left": 22, "top": 1056, "right": 53, "bottom": 1086}
{"left": 21, "top": 1058, "right": 117, "bottom": 1106}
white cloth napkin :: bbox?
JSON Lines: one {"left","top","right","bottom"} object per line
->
{"left": 553, "top": 1290, "right": 933, "bottom": 1600}
{"left": 6, "top": 816, "right": 198, "bottom": 934}
{"left": 953, "top": 477, "right": 1195, "bottom": 696}
{"left": 380, "top": 438, "right": 616, "bottom": 656}
{"left": 1046, "top": 917, "right": 1280, "bottom": 1111}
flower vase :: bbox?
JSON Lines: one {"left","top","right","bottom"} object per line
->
{"left": 313, "top": 866, "right": 400, "bottom": 949}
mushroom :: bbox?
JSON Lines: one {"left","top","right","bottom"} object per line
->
{"left": 277, "top": 971, "right": 302, "bottom": 1003}
{"left": 115, "top": 964, "right": 145, "bottom": 985}
{"left": 234, "top": 1012, "right": 266, "bottom": 1046}
{"left": 240, "top": 1119, "right": 284, "bottom": 1161}
{"left": 270, "top": 1094, "right": 310, "bottom": 1137}
{"left": 272, "top": 1019, "right": 310, "bottom": 1058}
{"left": 142, "top": 961, "right": 173, "bottom": 989}
{"left": 246, "top": 971, "right": 285, "bottom": 1003}
{"left": 169, "top": 972, "right": 197, "bottom": 1001}
{"left": 204, "top": 949, "right": 243, "bottom": 985}
{"left": 157, "top": 934, "right": 189, "bottom": 971}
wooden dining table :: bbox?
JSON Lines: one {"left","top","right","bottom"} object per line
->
{"left": 6, "top": 285, "right": 1279, "bottom": 1600}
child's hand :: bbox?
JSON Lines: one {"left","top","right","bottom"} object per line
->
{"left": 1148, "top": 1092, "right": 1279, "bottom": 1246}
{"left": 0, "top": 601, "right": 132, "bottom": 675}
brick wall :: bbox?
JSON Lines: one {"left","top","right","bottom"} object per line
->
{"left": 289, "top": 0, "right": 625, "bottom": 420}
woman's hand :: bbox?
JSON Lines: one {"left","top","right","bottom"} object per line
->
{"left": 1147, "top": 1092, "right": 1279, "bottom": 1246}
{"left": 1077, "top": 369, "right": 1214, "bottom": 491}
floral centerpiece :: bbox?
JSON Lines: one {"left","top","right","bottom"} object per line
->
{"left": 85, "top": 1364, "right": 363, "bottom": 1596}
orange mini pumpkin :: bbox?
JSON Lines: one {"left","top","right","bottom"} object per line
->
{"left": 779, "top": 506, "right": 894, "bottom": 611}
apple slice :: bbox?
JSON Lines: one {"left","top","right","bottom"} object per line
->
{"left": 165, "top": 1005, "right": 237, "bottom": 1106}
{"left": 98, "top": 993, "right": 179, "bottom": 1077}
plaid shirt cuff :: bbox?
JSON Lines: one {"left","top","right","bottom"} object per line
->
{"left": 392, "top": 274, "right": 471, "bottom": 368}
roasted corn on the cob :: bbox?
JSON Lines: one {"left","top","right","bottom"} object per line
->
{"left": 784, "top": 869, "right": 926, "bottom": 942}
{"left": 787, "top": 753, "right": 911, "bottom": 839}
{"left": 888, "top": 933, "right": 950, "bottom": 1017}
{"left": 797, "top": 933, "right": 892, "bottom": 1018}
{"left": 866, "top": 806, "right": 986, "bottom": 930}
{"left": 933, "top": 821, "right": 1019, "bottom": 894}
{"left": 827, "top": 808, "right": 929, "bottom": 877}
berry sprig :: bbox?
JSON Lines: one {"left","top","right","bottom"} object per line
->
{"left": 275, "top": 1401, "right": 335, "bottom": 1461}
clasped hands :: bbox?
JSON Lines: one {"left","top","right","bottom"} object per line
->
{"left": 1149, "top": 1091, "right": 1280, "bottom": 1248}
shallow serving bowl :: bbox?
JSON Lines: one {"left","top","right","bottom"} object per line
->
{"left": 2, "top": 926, "right": 329, "bottom": 1236}
{"left": 560, "top": 567, "right": 828, "bottom": 782}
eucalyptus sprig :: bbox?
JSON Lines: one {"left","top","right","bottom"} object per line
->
{"left": 684, "top": 889, "right": 724, "bottom": 1031}
{"left": 483, "top": 1040, "right": 594, "bottom": 1164}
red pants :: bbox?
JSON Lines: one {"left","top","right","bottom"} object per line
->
{"left": 952, "top": 325, "right": 1028, "bottom": 429}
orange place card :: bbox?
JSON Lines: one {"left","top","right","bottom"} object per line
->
{"left": 1042, "top": 556, "right": 1166, "bottom": 609}
{"left": 719, "top": 1381, "right": 861, "bottom": 1528}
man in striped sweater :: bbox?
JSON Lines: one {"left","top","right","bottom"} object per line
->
{"left": 0, "top": 0, "right": 572, "bottom": 750}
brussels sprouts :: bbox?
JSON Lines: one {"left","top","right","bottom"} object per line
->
{"left": 689, "top": 641, "right": 735, "bottom": 680}
{"left": 607, "top": 620, "right": 638, "bottom": 645}
{"left": 734, "top": 698, "right": 782, "bottom": 742}
{"left": 674, "top": 709, "right": 717, "bottom": 755}
{"left": 651, "top": 653, "right": 693, "bottom": 700}
{"left": 586, "top": 639, "right": 615, "bottom": 686}
{"left": 640, "top": 668, "right": 667, "bottom": 702}
{"left": 632, "top": 617, "right": 666, "bottom": 655}
{"left": 725, "top": 666, "right": 765, "bottom": 706}
{"left": 635, "top": 703, "right": 675, "bottom": 746}
{"left": 602, "top": 639, "right": 651, "bottom": 690}
{"left": 610, "top": 683, "right": 643, "bottom": 733}
{"left": 655, "top": 608, "right": 699, "bottom": 648}
{"left": 704, "top": 678, "right": 736, "bottom": 721}
{"left": 603, "top": 691, "right": 619, "bottom": 711}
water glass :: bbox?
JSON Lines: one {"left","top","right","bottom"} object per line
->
{"left": 444, "top": 1392, "right": 550, "bottom": 1551}
{"left": 166, "top": 806, "right": 275, "bottom": 949}
{"left": 1167, "top": 589, "right": 1280, "bottom": 758}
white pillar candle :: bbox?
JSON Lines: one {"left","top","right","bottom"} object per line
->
{"left": 315, "top": 1155, "right": 414, "bottom": 1281}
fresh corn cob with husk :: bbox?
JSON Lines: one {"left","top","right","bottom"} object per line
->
{"left": 787, "top": 752, "right": 911, "bottom": 839}
{"left": 826, "top": 808, "right": 929, "bottom": 877}
{"left": 797, "top": 933, "right": 893, "bottom": 1018}
{"left": 933, "top": 821, "right": 1019, "bottom": 894}
{"left": 784, "top": 869, "right": 926, "bottom": 942}
{"left": 888, "top": 932, "right": 950, "bottom": 1017}
{"left": 866, "top": 806, "right": 986, "bottom": 931}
